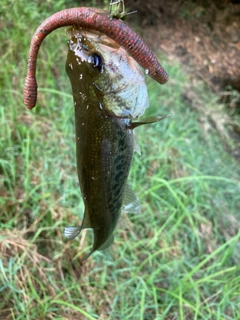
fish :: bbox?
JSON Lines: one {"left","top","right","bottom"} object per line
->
{"left": 64, "top": 27, "right": 170, "bottom": 261}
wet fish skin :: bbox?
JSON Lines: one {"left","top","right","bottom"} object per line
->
{"left": 65, "top": 30, "right": 135, "bottom": 260}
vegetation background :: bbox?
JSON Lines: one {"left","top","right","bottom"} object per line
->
{"left": 0, "top": 0, "right": 240, "bottom": 319}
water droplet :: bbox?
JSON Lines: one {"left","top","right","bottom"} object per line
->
{"left": 145, "top": 69, "right": 149, "bottom": 75}
{"left": 99, "top": 103, "right": 103, "bottom": 110}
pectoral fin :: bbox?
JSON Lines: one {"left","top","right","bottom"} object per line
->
{"left": 64, "top": 209, "right": 91, "bottom": 240}
{"left": 129, "top": 114, "right": 171, "bottom": 129}
{"left": 64, "top": 226, "right": 81, "bottom": 240}
{"left": 122, "top": 184, "right": 141, "bottom": 214}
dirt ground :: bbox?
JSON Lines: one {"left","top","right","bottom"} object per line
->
{"left": 127, "top": 0, "right": 240, "bottom": 94}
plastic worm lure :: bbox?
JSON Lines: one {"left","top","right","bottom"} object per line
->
{"left": 23, "top": 7, "right": 168, "bottom": 109}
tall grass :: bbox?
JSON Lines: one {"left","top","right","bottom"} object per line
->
{"left": 1, "top": 0, "right": 240, "bottom": 319}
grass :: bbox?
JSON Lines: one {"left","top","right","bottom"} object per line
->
{"left": 1, "top": 0, "right": 240, "bottom": 319}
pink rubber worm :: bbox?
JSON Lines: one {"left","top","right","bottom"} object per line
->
{"left": 24, "top": 7, "right": 168, "bottom": 109}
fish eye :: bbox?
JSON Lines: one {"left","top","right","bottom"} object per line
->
{"left": 90, "top": 53, "right": 103, "bottom": 71}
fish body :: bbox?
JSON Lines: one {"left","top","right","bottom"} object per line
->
{"left": 65, "top": 28, "right": 148, "bottom": 260}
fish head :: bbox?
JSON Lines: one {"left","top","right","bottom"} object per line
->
{"left": 66, "top": 27, "right": 149, "bottom": 119}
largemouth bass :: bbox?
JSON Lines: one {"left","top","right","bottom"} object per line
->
{"left": 64, "top": 27, "right": 169, "bottom": 261}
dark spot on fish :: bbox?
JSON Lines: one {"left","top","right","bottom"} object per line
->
{"left": 118, "top": 137, "right": 126, "bottom": 149}
{"left": 113, "top": 190, "right": 121, "bottom": 199}
{"left": 114, "top": 155, "right": 123, "bottom": 165}
{"left": 112, "top": 183, "right": 119, "bottom": 191}
{"left": 115, "top": 164, "right": 122, "bottom": 171}
{"left": 114, "top": 171, "right": 124, "bottom": 183}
